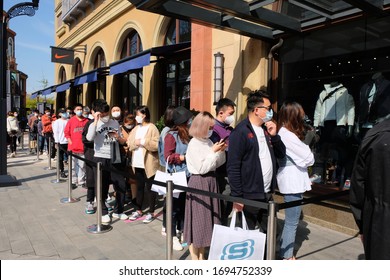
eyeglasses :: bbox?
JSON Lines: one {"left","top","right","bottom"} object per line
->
{"left": 256, "top": 106, "right": 272, "bottom": 111}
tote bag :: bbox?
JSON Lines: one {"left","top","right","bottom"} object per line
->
{"left": 209, "top": 211, "right": 266, "bottom": 260}
{"left": 151, "top": 157, "right": 187, "bottom": 198}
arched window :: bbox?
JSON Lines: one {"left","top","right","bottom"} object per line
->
{"left": 94, "top": 48, "right": 106, "bottom": 68}
{"left": 162, "top": 20, "right": 191, "bottom": 110}
{"left": 120, "top": 30, "right": 143, "bottom": 59}
{"left": 72, "top": 59, "right": 83, "bottom": 105}
{"left": 74, "top": 59, "right": 82, "bottom": 76}
{"left": 59, "top": 67, "right": 66, "bottom": 83}
{"left": 164, "top": 19, "right": 191, "bottom": 45}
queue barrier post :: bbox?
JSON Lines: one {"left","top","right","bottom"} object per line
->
{"left": 87, "top": 161, "right": 112, "bottom": 234}
{"left": 60, "top": 152, "right": 79, "bottom": 203}
{"left": 51, "top": 144, "right": 66, "bottom": 184}
{"left": 266, "top": 201, "right": 277, "bottom": 260}
{"left": 44, "top": 136, "right": 55, "bottom": 170}
{"left": 34, "top": 133, "right": 41, "bottom": 161}
{"left": 165, "top": 180, "right": 174, "bottom": 260}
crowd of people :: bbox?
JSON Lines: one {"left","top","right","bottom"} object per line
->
{"left": 10, "top": 90, "right": 318, "bottom": 260}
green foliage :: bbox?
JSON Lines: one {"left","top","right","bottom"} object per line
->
{"left": 155, "top": 115, "right": 165, "bottom": 132}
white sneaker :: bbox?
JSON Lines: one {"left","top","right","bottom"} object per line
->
{"left": 112, "top": 213, "right": 128, "bottom": 220}
{"left": 101, "top": 214, "right": 111, "bottom": 224}
{"left": 129, "top": 211, "right": 142, "bottom": 221}
{"left": 10, "top": 152, "right": 16, "bottom": 158}
{"left": 143, "top": 213, "right": 154, "bottom": 224}
{"left": 172, "top": 236, "right": 183, "bottom": 251}
{"left": 161, "top": 227, "right": 167, "bottom": 236}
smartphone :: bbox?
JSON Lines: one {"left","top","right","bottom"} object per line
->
{"left": 220, "top": 135, "right": 229, "bottom": 143}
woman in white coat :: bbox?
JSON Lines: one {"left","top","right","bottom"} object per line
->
{"left": 277, "top": 101, "right": 315, "bottom": 260}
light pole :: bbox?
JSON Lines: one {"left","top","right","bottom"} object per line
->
{"left": 0, "top": 1, "right": 39, "bottom": 186}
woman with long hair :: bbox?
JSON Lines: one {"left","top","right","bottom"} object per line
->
{"left": 277, "top": 101, "right": 315, "bottom": 260}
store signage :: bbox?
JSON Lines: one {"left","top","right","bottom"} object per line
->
{"left": 51, "top": 46, "right": 74, "bottom": 64}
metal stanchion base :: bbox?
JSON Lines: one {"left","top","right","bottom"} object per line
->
{"left": 44, "top": 167, "right": 56, "bottom": 170}
{"left": 51, "top": 178, "right": 66, "bottom": 184}
{"left": 87, "top": 224, "right": 113, "bottom": 234}
{"left": 60, "top": 197, "right": 80, "bottom": 203}
{"left": 33, "top": 158, "right": 43, "bottom": 162}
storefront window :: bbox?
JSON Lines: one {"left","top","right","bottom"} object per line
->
{"left": 121, "top": 31, "right": 143, "bottom": 58}
{"left": 70, "top": 59, "right": 83, "bottom": 107}
{"left": 165, "top": 19, "right": 191, "bottom": 45}
{"left": 92, "top": 48, "right": 107, "bottom": 101}
{"left": 279, "top": 16, "right": 390, "bottom": 190}
{"left": 56, "top": 67, "right": 67, "bottom": 109}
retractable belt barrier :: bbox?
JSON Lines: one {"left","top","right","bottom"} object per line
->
{"left": 56, "top": 150, "right": 350, "bottom": 260}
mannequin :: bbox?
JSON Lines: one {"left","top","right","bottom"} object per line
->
{"left": 313, "top": 82, "right": 355, "bottom": 186}
{"left": 357, "top": 72, "right": 390, "bottom": 140}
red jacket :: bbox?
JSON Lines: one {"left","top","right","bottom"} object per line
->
{"left": 42, "top": 114, "right": 56, "bottom": 134}
{"left": 64, "top": 116, "right": 88, "bottom": 153}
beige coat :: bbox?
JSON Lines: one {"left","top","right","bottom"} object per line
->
{"left": 127, "top": 123, "right": 160, "bottom": 178}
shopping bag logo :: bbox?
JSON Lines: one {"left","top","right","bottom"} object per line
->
{"left": 220, "top": 239, "right": 255, "bottom": 260}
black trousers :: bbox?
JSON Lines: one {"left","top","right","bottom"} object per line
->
{"left": 93, "top": 157, "right": 126, "bottom": 215}
{"left": 134, "top": 168, "right": 157, "bottom": 214}
{"left": 58, "top": 143, "right": 68, "bottom": 172}
{"left": 242, "top": 193, "right": 273, "bottom": 232}
{"left": 85, "top": 148, "right": 95, "bottom": 203}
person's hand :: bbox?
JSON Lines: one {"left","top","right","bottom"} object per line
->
{"left": 265, "top": 121, "right": 277, "bottom": 136}
{"left": 67, "top": 139, "right": 72, "bottom": 146}
{"left": 94, "top": 111, "right": 101, "bottom": 120}
{"left": 212, "top": 141, "right": 225, "bottom": 152}
{"left": 233, "top": 202, "right": 244, "bottom": 212}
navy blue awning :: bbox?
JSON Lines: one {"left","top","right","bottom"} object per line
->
{"left": 109, "top": 42, "right": 191, "bottom": 75}
{"left": 56, "top": 81, "right": 72, "bottom": 92}
{"left": 31, "top": 91, "right": 40, "bottom": 98}
{"left": 109, "top": 52, "right": 151, "bottom": 75}
{"left": 74, "top": 70, "right": 98, "bottom": 86}
{"left": 42, "top": 87, "right": 54, "bottom": 96}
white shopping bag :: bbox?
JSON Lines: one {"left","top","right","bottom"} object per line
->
{"left": 208, "top": 211, "right": 266, "bottom": 260}
{"left": 151, "top": 157, "right": 187, "bottom": 198}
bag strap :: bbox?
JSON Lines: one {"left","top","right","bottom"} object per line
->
{"left": 165, "top": 155, "right": 177, "bottom": 173}
{"left": 230, "top": 210, "right": 249, "bottom": 230}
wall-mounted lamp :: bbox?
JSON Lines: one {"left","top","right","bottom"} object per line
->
{"left": 214, "top": 52, "right": 224, "bottom": 105}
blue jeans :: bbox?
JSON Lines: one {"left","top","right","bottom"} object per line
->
{"left": 279, "top": 193, "right": 303, "bottom": 259}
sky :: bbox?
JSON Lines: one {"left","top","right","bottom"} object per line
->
{"left": 5, "top": 0, "right": 55, "bottom": 94}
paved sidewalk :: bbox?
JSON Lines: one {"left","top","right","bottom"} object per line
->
{"left": 0, "top": 144, "right": 365, "bottom": 260}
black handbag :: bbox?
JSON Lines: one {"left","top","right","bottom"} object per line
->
{"left": 110, "top": 140, "right": 122, "bottom": 164}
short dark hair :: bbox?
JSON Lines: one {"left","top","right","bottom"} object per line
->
{"left": 135, "top": 105, "right": 151, "bottom": 122}
{"left": 215, "top": 98, "right": 236, "bottom": 114}
{"left": 93, "top": 99, "right": 110, "bottom": 113}
{"left": 73, "top": 103, "right": 83, "bottom": 110}
{"left": 247, "top": 89, "right": 270, "bottom": 111}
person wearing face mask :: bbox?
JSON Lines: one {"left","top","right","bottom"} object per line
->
{"left": 41, "top": 107, "right": 57, "bottom": 158}
{"left": 6, "top": 111, "right": 20, "bottom": 157}
{"left": 120, "top": 114, "right": 137, "bottom": 204}
{"left": 52, "top": 108, "right": 69, "bottom": 178}
{"left": 86, "top": 100, "right": 128, "bottom": 224}
{"left": 111, "top": 106, "right": 123, "bottom": 124}
{"left": 227, "top": 90, "right": 286, "bottom": 237}
{"left": 127, "top": 106, "right": 160, "bottom": 224}
{"left": 276, "top": 102, "right": 314, "bottom": 260}
{"left": 28, "top": 110, "right": 39, "bottom": 154}
{"left": 183, "top": 111, "right": 227, "bottom": 260}
{"left": 64, "top": 104, "right": 89, "bottom": 189}
{"left": 209, "top": 98, "right": 236, "bottom": 225}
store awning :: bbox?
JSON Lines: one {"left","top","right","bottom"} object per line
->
{"left": 42, "top": 87, "right": 55, "bottom": 96}
{"left": 74, "top": 70, "right": 99, "bottom": 86}
{"left": 109, "top": 42, "right": 191, "bottom": 75}
{"left": 55, "top": 81, "right": 72, "bottom": 92}
{"left": 127, "top": 0, "right": 388, "bottom": 41}
{"left": 109, "top": 52, "right": 151, "bottom": 75}
{"left": 31, "top": 91, "right": 40, "bottom": 98}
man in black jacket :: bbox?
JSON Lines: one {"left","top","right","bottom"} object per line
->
{"left": 350, "top": 117, "right": 390, "bottom": 259}
{"left": 227, "top": 90, "right": 286, "bottom": 231}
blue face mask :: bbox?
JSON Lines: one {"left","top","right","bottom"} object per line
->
{"left": 262, "top": 109, "right": 273, "bottom": 123}
{"left": 61, "top": 112, "right": 69, "bottom": 119}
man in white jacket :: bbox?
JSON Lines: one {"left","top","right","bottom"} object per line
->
{"left": 52, "top": 108, "right": 69, "bottom": 178}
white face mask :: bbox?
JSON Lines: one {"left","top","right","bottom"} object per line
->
{"left": 125, "top": 124, "right": 134, "bottom": 130}
{"left": 224, "top": 115, "right": 234, "bottom": 125}
{"left": 112, "top": 111, "right": 121, "bottom": 119}
{"left": 207, "top": 129, "right": 213, "bottom": 138}
{"left": 100, "top": 116, "right": 110, "bottom": 123}
{"left": 135, "top": 115, "right": 144, "bottom": 124}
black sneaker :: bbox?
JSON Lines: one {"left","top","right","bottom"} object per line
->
{"left": 71, "top": 183, "right": 78, "bottom": 190}
{"left": 60, "top": 171, "right": 67, "bottom": 178}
